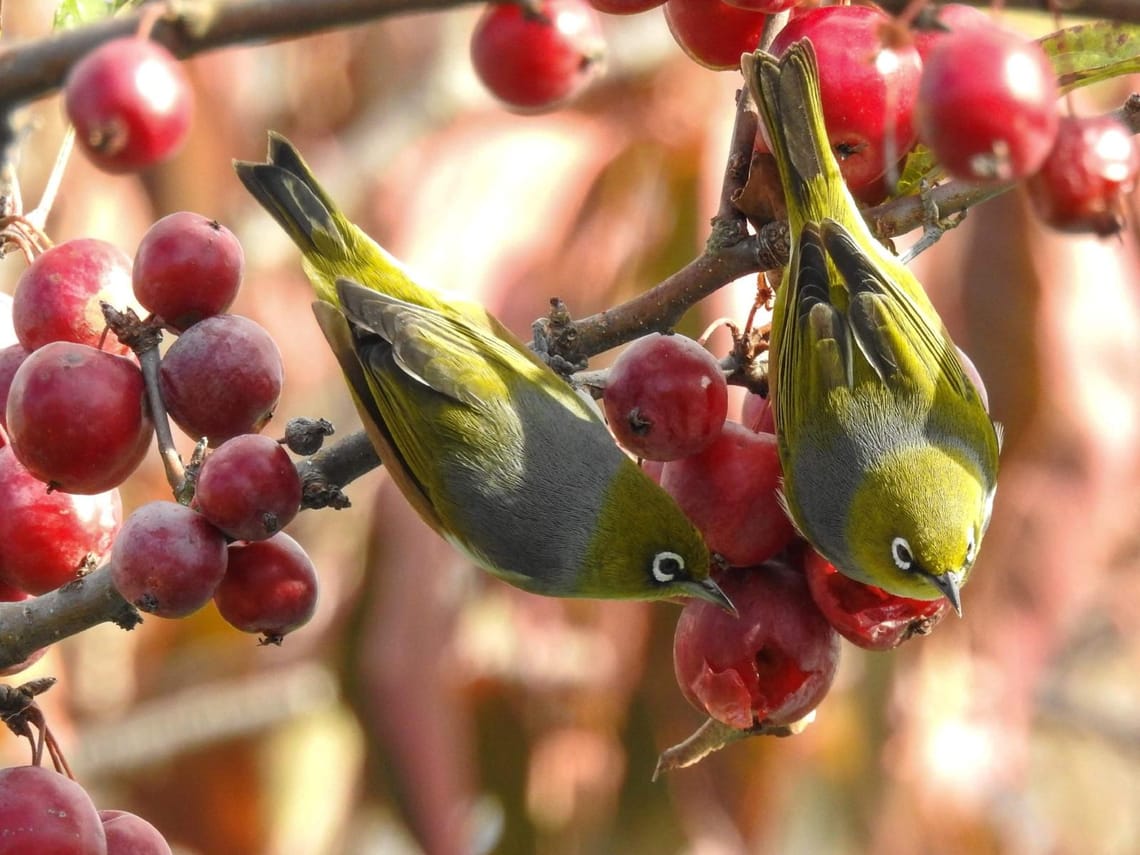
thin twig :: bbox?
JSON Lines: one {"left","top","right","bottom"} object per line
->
{"left": 570, "top": 238, "right": 763, "bottom": 358}
{"left": 137, "top": 344, "right": 190, "bottom": 498}
{"left": 23, "top": 126, "right": 74, "bottom": 233}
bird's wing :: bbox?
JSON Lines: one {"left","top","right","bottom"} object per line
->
{"left": 774, "top": 223, "right": 854, "bottom": 441}
{"left": 821, "top": 218, "right": 975, "bottom": 402}
{"left": 311, "top": 298, "right": 447, "bottom": 533}
{"left": 314, "top": 279, "right": 540, "bottom": 537}
{"left": 335, "top": 278, "right": 553, "bottom": 406}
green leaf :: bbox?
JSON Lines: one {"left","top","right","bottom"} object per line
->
{"left": 52, "top": 0, "right": 135, "bottom": 31}
{"left": 894, "top": 146, "right": 938, "bottom": 198}
{"left": 1040, "top": 21, "right": 1140, "bottom": 93}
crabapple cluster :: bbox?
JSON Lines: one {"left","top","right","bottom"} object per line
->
{"left": 123, "top": 214, "right": 313, "bottom": 644}
{"left": 0, "top": 764, "right": 173, "bottom": 854}
{"left": 0, "top": 213, "right": 317, "bottom": 648}
{"left": 602, "top": 333, "right": 952, "bottom": 731}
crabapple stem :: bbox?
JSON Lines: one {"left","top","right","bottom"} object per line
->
{"left": 137, "top": 343, "right": 190, "bottom": 498}
{"left": 652, "top": 718, "right": 749, "bottom": 780}
{"left": 653, "top": 716, "right": 805, "bottom": 780}
{"left": 24, "top": 127, "right": 74, "bottom": 234}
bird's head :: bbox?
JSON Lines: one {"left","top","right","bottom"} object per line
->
{"left": 578, "top": 463, "right": 735, "bottom": 613}
{"left": 843, "top": 445, "right": 995, "bottom": 615}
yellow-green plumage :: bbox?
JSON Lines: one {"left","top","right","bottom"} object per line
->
{"left": 743, "top": 42, "right": 1001, "bottom": 610}
{"left": 234, "top": 134, "right": 732, "bottom": 609}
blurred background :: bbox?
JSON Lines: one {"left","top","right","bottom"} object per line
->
{"left": 1, "top": 2, "right": 1138, "bottom": 853}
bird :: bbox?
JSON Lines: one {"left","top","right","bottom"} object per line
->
{"left": 742, "top": 41, "right": 1001, "bottom": 613}
{"left": 234, "top": 134, "right": 733, "bottom": 610}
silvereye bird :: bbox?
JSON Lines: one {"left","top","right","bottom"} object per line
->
{"left": 742, "top": 42, "right": 1001, "bottom": 613}
{"left": 234, "top": 135, "right": 732, "bottom": 609}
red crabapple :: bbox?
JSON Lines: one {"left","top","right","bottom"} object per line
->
{"left": 673, "top": 563, "right": 840, "bottom": 729}
{"left": 470, "top": 0, "right": 605, "bottom": 113}
{"left": 111, "top": 501, "right": 228, "bottom": 618}
{"left": 65, "top": 37, "right": 193, "bottom": 174}
{"left": 99, "top": 810, "right": 172, "bottom": 855}
{"left": 132, "top": 212, "right": 244, "bottom": 331}
{"left": 916, "top": 23, "right": 1059, "bottom": 182}
{"left": 664, "top": 0, "right": 769, "bottom": 71}
{"left": 0, "top": 344, "right": 29, "bottom": 439}
{"left": 12, "top": 238, "right": 137, "bottom": 356}
{"left": 0, "top": 446, "right": 122, "bottom": 595}
{"left": 194, "top": 434, "right": 302, "bottom": 541}
{"left": 661, "top": 422, "right": 795, "bottom": 567}
{"left": 215, "top": 533, "right": 319, "bottom": 643}
{"left": 770, "top": 5, "right": 923, "bottom": 195}
{"left": 911, "top": 3, "right": 990, "bottom": 61}
{"left": 603, "top": 334, "right": 727, "bottom": 461}
{"left": 0, "top": 766, "right": 107, "bottom": 855}
{"left": 1027, "top": 114, "right": 1140, "bottom": 236}
{"left": 586, "top": 0, "right": 663, "bottom": 13}
{"left": 159, "top": 314, "right": 283, "bottom": 444}
{"left": 803, "top": 548, "right": 949, "bottom": 650}
{"left": 741, "top": 391, "right": 774, "bottom": 434}
{"left": 6, "top": 342, "right": 153, "bottom": 494}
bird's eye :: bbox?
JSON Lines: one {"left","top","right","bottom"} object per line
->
{"left": 965, "top": 529, "right": 977, "bottom": 564}
{"left": 652, "top": 552, "right": 684, "bottom": 584}
{"left": 891, "top": 536, "right": 913, "bottom": 571}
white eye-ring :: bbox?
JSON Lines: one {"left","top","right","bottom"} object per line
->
{"left": 652, "top": 552, "right": 684, "bottom": 583}
{"left": 891, "top": 537, "right": 913, "bottom": 571}
{"left": 965, "top": 529, "right": 977, "bottom": 564}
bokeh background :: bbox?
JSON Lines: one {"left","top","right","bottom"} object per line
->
{"left": 1, "top": 2, "right": 1138, "bottom": 853}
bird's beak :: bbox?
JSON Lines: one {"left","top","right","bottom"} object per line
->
{"left": 684, "top": 577, "right": 738, "bottom": 617}
{"left": 928, "top": 570, "right": 964, "bottom": 617}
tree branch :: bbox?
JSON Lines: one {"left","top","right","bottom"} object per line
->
{"left": 875, "top": 0, "right": 1140, "bottom": 23}
{"left": 0, "top": 569, "right": 139, "bottom": 669}
{"left": 0, "top": 0, "right": 479, "bottom": 108}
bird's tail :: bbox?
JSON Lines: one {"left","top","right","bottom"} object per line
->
{"left": 742, "top": 41, "right": 848, "bottom": 232}
{"left": 234, "top": 133, "right": 433, "bottom": 310}
{"left": 234, "top": 132, "right": 348, "bottom": 262}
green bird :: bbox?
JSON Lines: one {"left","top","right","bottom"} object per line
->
{"left": 234, "top": 134, "right": 732, "bottom": 609}
{"left": 743, "top": 42, "right": 1001, "bottom": 613}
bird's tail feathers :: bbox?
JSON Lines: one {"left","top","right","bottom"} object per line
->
{"left": 743, "top": 41, "right": 844, "bottom": 228}
{"left": 233, "top": 133, "right": 348, "bottom": 259}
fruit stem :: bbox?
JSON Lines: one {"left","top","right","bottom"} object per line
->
{"left": 652, "top": 717, "right": 750, "bottom": 780}
{"left": 653, "top": 714, "right": 810, "bottom": 779}
{"left": 137, "top": 344, "right": 191, "bottom": 499}
{"left": 698, "top": 317, "right": 738, "bottom": 348}
{"left": 757, "top": 8, "right": 791, "bottom": 53}
{"left": 24, "top": 126, "right": 74, "bottom": 235}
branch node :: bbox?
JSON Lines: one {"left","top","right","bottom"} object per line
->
{"left": 532, "top": 298, "right": 587, "bottom": 376}
{"left": 755, "top": 219, "right": 790, "bottom": 271}
{"left": 301, "top": 470, "right": 352, "bottom": 511}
